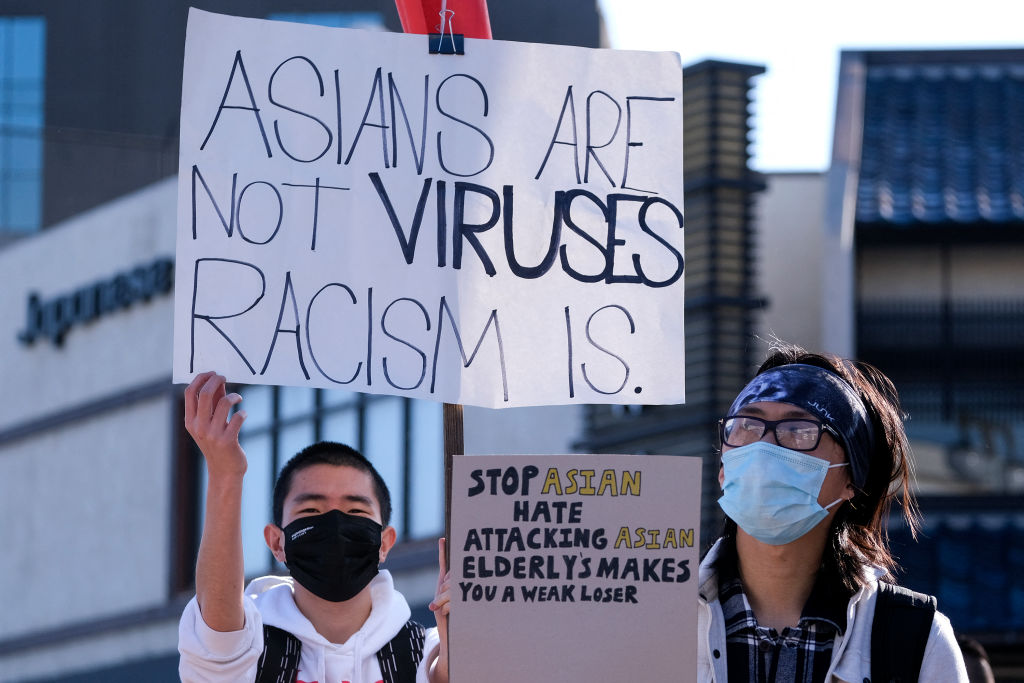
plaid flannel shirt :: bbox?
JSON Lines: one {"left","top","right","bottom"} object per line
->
{"left": 715, "top": 538, "right": 853, "bottom": 683}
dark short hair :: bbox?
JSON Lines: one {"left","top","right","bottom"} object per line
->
{"left": 272, "top": 441, "right": 392, "bottom": 528}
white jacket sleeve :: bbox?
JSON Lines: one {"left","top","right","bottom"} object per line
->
{"left": 918, "top": 611, "right": 970, "bottom": 683}
{"left": 415, "top": 626, "right": 442, "bottom": 683}
{"left": 178, "top": 595, "right": 264, "bottom": 683}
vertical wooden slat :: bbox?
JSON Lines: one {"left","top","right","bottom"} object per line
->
{"left": 442, "top": 402, "right": 463, "bottom": 565}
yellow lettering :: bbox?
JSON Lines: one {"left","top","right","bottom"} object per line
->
{"left": 564, "top": 469, "right": 580, "bottom": 495}
{"left": 538, "top": 469, "right": 646, "bottom": 498}
{"left": 596, "top": 469, "right": 618, "bottom": 496}
{"left": 579, "top": 469, "right": 596, "bottom": 495}
{"left": 541, "top": 468, "right": 563, "bottom": 495}
{"left": 621, "top": 470, "right": 641, "bottom": 496}
{"left": 610, "top": 527, "right": 693, "bottom": 550}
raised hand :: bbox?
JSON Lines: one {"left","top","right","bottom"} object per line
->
{"left": 185, "top": 371, "right": 248, "bottom": 631}
{"left": 184, "top": 371, "right": 247, "bottom": 479}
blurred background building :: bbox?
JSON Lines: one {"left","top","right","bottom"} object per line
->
{"left": 586, "top": 47, "right": 1024, "bottom": 680}
{"left": 757, "top": 48, "right": 1024, "bottom": 678}
{"left": 2, "top": 1, "right": 1023, "bottom": 681}
{"left": 842, "top": 48, "right": 1024, "bottom": 676}
{"left": 0, "top": 2, "right": 599, "bottom": 681}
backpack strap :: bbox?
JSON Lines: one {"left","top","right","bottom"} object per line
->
{"left": 377, "top": 620, "right": 427, "bottom": 683}
{"left": 255, "top": 624, "right": 302, "bottom": 683}
{"left": 870, "top": 582, "right": 937, "bottom": 683}
{"left": 254, "top": 619, "right": 425, "bottom": 683}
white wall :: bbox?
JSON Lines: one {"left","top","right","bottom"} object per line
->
{"left": 0, "top": 179, "right": 179, "bottom": 679}
{"left": 0, "top": 620, "right": 179, "bottom": 682}
{"left": 753, "top": 172, "right": 828, "bottom": 353}
{"left": 0, "top": 399, "right": 174, "bottom": 636}
{"left": 0, "top": 179, "right": 177, "bottom": 430}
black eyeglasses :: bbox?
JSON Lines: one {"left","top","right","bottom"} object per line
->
{"left": 719, "top": 415, "right": 840, "bottom": 452}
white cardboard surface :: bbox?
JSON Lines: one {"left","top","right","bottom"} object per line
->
{"left": 174, "top": 10, "right": 685, "bottom": 408}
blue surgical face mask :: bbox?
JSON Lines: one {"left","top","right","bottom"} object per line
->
{"left": 718, "top": 442, "right": 849, "bottom": 546}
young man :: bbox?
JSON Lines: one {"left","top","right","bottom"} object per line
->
{"left": 178, "top": 372, "right": 450, "bottom": 683}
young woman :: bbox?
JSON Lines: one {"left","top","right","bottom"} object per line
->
{"left": 697, "top": 344, "right": 968, "bottom": 682}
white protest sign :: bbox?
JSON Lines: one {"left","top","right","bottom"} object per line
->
{"left": 174, "top": 9, "right": 684, "bottom": 408}
{"left": 450, "top": 454, "right": 701, "bottom": 682}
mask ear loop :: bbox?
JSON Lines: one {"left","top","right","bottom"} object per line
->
{"left": 823, "top": 497, "right": 845, "bottom": 511}
{"left": 823, "top": 462, "right": 853, "bottom": 509}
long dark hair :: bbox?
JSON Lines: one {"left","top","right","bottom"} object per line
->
{"left": 727, "top": 342, "right": 920, "bottom": 590}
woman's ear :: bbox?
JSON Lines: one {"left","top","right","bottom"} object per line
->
{"left": 264, "top": 524, "right": 287, "bottom": 564}
{"left": 842, "top": 481, "right": 857, "bottom": 502}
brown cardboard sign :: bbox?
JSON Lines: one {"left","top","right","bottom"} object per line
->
{"left": 450, "top": 454, "right": 701, "bottom": 682}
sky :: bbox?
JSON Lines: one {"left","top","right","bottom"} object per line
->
{"left": 598, "top": 0, "right": 1024, "bottom": 172}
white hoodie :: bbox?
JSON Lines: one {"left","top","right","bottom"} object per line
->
{"left": 179, "top": 570, "right": 439, "bottom": 683}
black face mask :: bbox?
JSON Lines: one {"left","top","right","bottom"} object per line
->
{"left": 282, "top": 509, "right": 383, "bottom": 602}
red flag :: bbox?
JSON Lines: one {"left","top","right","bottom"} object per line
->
{"left": 394, "top": 0, "right": 492, "bottom": 39}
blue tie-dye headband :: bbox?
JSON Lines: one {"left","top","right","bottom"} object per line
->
{"left": 728, "top": 363, "right": 874, "bottom": 489}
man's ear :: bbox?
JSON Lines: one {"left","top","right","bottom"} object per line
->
{"left": 379, "top": 525, "right": 397, "bottom": 564}
{"left": 265, "top": 524, "right": 287, "bottom": 564}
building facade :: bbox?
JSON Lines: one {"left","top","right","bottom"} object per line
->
{"left": 754, "top": 48, "right": 1024, "bottom": 677}
{"left": 0, "top": 2, "right": 601, "bottom": 681}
